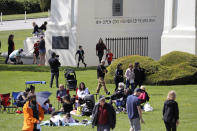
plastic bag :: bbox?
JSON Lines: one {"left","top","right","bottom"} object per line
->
{"left": 144, "top": 102, "right": 153, "bottom": 112}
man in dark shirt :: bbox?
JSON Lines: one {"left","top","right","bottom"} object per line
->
{"left": 96, "top": 60, "right": 110, "bottom": 95}
{"left": 48, "top": 52, "right": 61, "bottom": 88}
{"left": 75, "top": 45, "right": 87, "bottom": 68}
{"left": 134, "top": 62, "right": 145, "bottom": 88}
{"left": 96, "top": 38, "right": 107, "bottom": 63}
{"left": 39, "top": 21, "right": 47, "bottom": 31}
{"left": 92, "top": 96, "right": 116, "bottom": 131}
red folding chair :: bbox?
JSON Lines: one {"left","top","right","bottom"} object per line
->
{"left": 0, "top": 93, "right": 11, "bottom": 107}
{"left": 56, "top": 89, "right": 70, "bottom": 110}
{"left": 0, "top": 93, "right": 11, "bottom": 112}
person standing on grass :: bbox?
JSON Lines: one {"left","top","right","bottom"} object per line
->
{"left": 92, "top": 95, "right": 116, "bottom": 131}
{"left": 22, "top": 93, "right": 44, "bottom": 131}
{"left": 96, "top": 38, "right": 107, "bottom": 63}
{"left": 114, "top": 63, "right": 124, "bottom": 91}
{"left": 125, "top": 64, "right": 135, "bottom": 93}
{"left": 39, "top": 36, "right": 46, "bottom": 66}
{"left": 96, "top": 60, "right": 110, "bottom": 95}
{"left": 134, "top": 62, "right": 145, "bottom": 88}
{"left": 126, "top": 88, "right": 144, "bottom": 131}
{"left": 5, "top": 34, "right": 15, "bottom": 64}
{"left": 48, "top": 52, "right": 61, "bottom": 88}
{"left": 75, "top": 45, "right": 87, "bottom": 68}
{"left": 106, "top": 49, "right": 113, "bottom": 65}
{"left": 163, "top": 90, "right": 179, "bottom": 131}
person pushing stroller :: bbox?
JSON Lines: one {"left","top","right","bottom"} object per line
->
{"left": 75, "top": 45, "right": 87, "bottom": 68}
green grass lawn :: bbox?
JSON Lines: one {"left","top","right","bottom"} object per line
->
{"left": 2, "top": 12, "right": 48, "bottom": 21}
{"left": 0, "top": 63, "right": 197, "bottom": 131}
{"left": 0, "top": 29, "right": 32, "bottom": 53}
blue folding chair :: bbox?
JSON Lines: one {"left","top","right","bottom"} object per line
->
{"left": 12, "top": 92, "right": 21, "bottom": 106}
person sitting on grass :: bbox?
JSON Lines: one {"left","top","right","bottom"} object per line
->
{"left": 16, "top": 88, "right": 30, "bottom": 107}
{"left": 30, "top": 85, "right": 36, "bottom": 94}
{"left": 77, "top": 82, "right": 89, "bottom": 100}
{"left": 63, "top": 113, "right": 75, "bottom": 123}
{"left": 42, "top": 99, "right": 55, "bottom": 114}
{"left": 138, "top": 86, "right": 150, "bottom": 104}
{"left": 106, "top": 82, "right": 129, "bottom": 113}
{"left": 60, "top": 95, "right": 74, "bottom": 114}
{"left": 56, "top": 84, "right": 69, "bottom": 100}
{"left": 8, "top": 48, "right": 23, "bottom": 64}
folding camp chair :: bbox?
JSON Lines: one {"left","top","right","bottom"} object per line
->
{"left": 56, "top": 89, "right": 70, "bottom": 110}
{"left": 0, "top": 93, "right": 11, "bottom": 113}
{"left": 12, "top": 92, "right": 21, "bottom": 106}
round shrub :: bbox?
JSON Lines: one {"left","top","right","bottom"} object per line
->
{"left": 105, "top": 51, "right": 197, "bottom": 85}
{"left": 159, "top": 51, "right": 197, "bottom": 66}
{"left": 105, "top": 55, "right": 160, "bottom": 84}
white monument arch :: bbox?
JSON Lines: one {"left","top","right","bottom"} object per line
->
{"left": 45, "top": 0, "right": 164, "bottom": 66}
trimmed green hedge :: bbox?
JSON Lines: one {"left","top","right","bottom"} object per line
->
{"left": 0, "top": 0, "right": 50, "bottom": 15}
{"left": 105, "top": 51, "right": 197, "bottom": 85}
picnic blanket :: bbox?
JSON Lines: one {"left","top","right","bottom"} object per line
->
{"left": 40, "top": 115, "right": 91, "bottom": 127}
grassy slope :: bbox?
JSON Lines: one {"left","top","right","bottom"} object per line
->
{"left": 0, "top": 69, "right": 197, "bottom": 131}
{"left": 0, "top": 29, "right": 32, "bottom": 52}
{"left": 2, "top": 12, "right": 48, "bottom": 21}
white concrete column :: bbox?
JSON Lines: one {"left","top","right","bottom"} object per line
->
{"left": 50, "top": 0, "right": 71, "bottom": 25}
{"left": 176, "top": 0, "right": 196, "bottom": 30}
{"left": 45, "top": 0, "right": 77, "bottom": 66}
{"left": 161, "top": 0, "right": 197, "bottom": 56}
{"left": 74, "top": 0, "right": 78, "bottom": 28}
{"left": 162, "top": 0, "right": 175, "bottom": 33}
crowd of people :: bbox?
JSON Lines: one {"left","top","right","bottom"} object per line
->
{"left": 2, "top": 23, "right": 180, "bottom": 131}
{"left": 4, "top": 21, "right": 47, "bottom": 65}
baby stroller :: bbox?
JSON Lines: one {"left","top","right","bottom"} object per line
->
{"left": 82, "top": 94, "right": 95, "bottom": 116}
{"left": 64, "top": 69, "right": 77, "bottom": 90}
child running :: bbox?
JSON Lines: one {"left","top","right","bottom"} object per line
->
{"left": 75, "top": 45, "right": 87, "bottom": 68}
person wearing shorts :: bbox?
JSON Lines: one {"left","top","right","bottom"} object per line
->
{"left": 126, "top": 88, "right": 144, "bottom": 131}
{"left": 39, "top": 36, "right": 46, "bottom": 65}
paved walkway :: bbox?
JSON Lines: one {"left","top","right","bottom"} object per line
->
{"left": 0, "top": 17, "right": 49, "bottom": 31}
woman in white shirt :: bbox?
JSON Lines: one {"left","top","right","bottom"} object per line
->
{"left": 77, "top": 82, "right": 89, "bottom": 100}
{"left": 124, "top": 64, "right": 135, "bottom": 92}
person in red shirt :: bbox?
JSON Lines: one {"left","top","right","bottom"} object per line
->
{"left": 106, "top": 49, "right": 113, "bottom": 65}
{"left": 33, "top": 41, "right": 39, "bottom": 64}
{"left": 92, "top": 95, "right": 116, "bottom": 131}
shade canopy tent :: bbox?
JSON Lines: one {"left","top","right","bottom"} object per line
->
{"left": 25, "top": 81, "right": 46, "bottom": 85}
{"left": 25, "top": 81, "right": 46, "bottom": 88}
